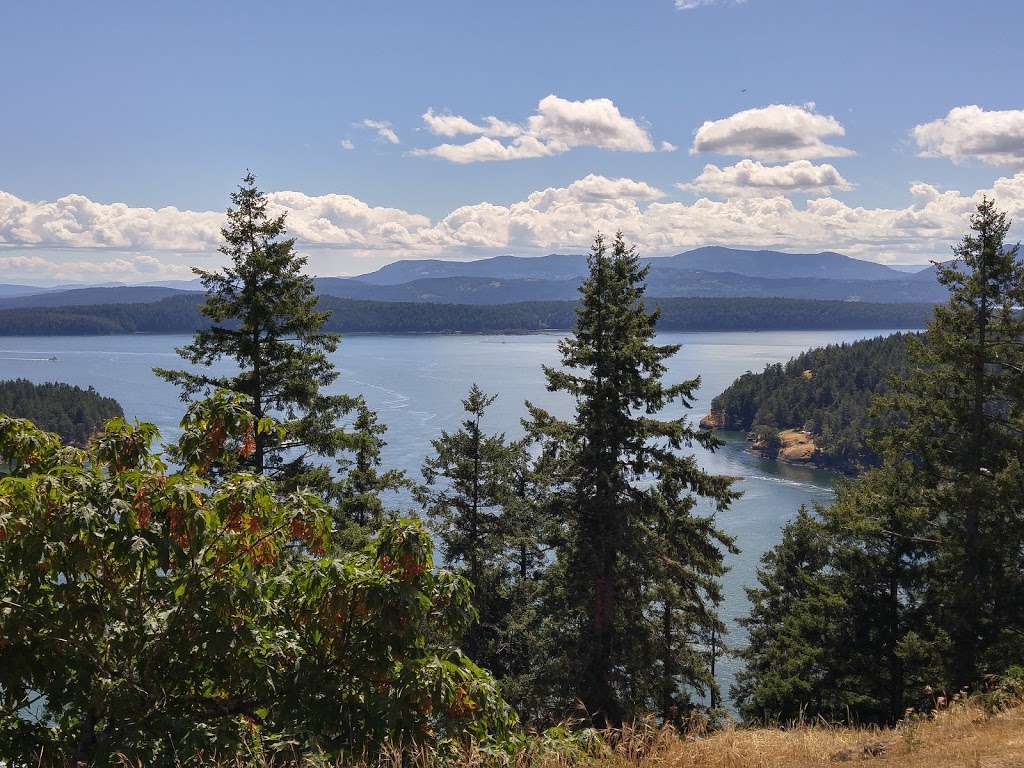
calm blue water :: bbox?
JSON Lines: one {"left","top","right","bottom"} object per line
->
{"left": 0, "top": 329, "right": 913, "bottom": 698}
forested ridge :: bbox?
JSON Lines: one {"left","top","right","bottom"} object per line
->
{"left": 0, "top": 378, "right": 123, "bottom": 446}
{"left": 0, "top": 293, "right": 933, "bottom": 336}
{"left": 706, "top": 332, "right": 914, "bottom": 474}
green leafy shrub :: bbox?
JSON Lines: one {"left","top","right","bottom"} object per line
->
{"left": 0, "top": 393, "right": 514, "bottom": 766}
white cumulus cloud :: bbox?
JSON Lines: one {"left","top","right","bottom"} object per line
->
{"left": 413, "top": 95, "right": 657, "bottom": 163}
{"left": 426, "top": 203, "right": 513, "bottom": 249}
{"left": 340, "top": 139, "right": 355, "bottom": 150}
{"left": 914, "top": 106, "right": 1024, "bottom": 169}
{"left": 0, "top": 191, "right": 223, "bottom": 250}
{"left": 362, "top": 119, "right": 400, "bottom": 145}
{"left": 526, "top": 95, "right": 655, "bottom": 152}
{"left": 691, "top": 103, "right": 855, "bottom": 162}
{"left": 679, "top": 159, "right": 855, "bottom": 198}
{"left": 264, "top": 190, "right": 431, "bottom": 248}
{"left": 414, "top": 135, "right": 557, "bottom": 164}
{"left": 421, "top": 109, "right": 522, "bottom": 139}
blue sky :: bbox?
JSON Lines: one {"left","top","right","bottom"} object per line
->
{"left": 2, "top": 0, "right": 1024, "bottom": 284}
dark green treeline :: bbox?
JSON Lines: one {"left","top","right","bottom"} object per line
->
{"left": 0, "top": 294, "right": 932, "bottom": 336}
{"left": 0, "top": 379, "right": 123, "bottom": 446}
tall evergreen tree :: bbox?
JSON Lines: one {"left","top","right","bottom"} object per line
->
{"left": 331, "top": 400, "right": 412, "bottom": 546}
{"left": 884, "top": 198, "right": 1024, "bottom": 688}
{"left": 825, "top": 462, "right": 937, "bottom": 722}
{"left": 490, "top": 440, "right": 552, "bottom": 716}
{"left": 525, "top": 232, "right": 738, "bottom": 726}
{"left": 735, "top": 467, "right": 936, "bottom": 725}
{"left": 735, "top": 200, "right": 1024, "bottom": 724}
{"left": 732, "top": 506, "right": 845, "bottom": 723}
{"left": 155, "top": 173, "right": 357, "bottom": 490}
{"left": 419, "top": 385, "right": 517, "bottom": 663}
{"left": 419, "top": 384, "right": 552, "bottom": 715}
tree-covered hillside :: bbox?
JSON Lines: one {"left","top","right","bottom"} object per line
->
{"left": 0, "top": 294, "right": 934, "bottom": 336}
{"left": 0, "top": 379, "right": 123, "bottom": 446}
{"left": 704, "top": 333, "right": 914, "bottom": 473}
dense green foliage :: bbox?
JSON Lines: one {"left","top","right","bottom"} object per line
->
{"left": 331, "top": 400, "right": 413, "bottom": 545}
{"left": 883, "top": 199, "right": 1024, "bottom": 689}
{"left": 0, "top": 295, "right": 934, "bottom": 336}
{"left": 524, "top": 233, "right": 739, "bottom": 727}
{"left": 154, "top": 174, "right": 358, "bottom": 495}
{"left": 418, "top": 386, "right": 546, "bottom": 694}
{"left": 0, "top": 395, "right": 513, "bottom": 765}
{"left": 708, "top": 333, "right": 915, "bottom": 473}
{"left": 734, "top": 464, "right": 934, "bottom": 724}
{"left": 736, "top": 200, "right": 1024, "bottom": 725}
{"left": 732, "top": 507, "right": 846, "bottom": 722}
{"left": 0, "top": 378, "right": 123, "bottom": 446}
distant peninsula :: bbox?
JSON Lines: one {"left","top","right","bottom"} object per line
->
{"left": 701, "top": 332, "right": 914, "bottom": 474}
{"left": 0, "top": 379, "right": 123, "bottom": 446}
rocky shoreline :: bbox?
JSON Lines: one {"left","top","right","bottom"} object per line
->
{"left": 701, "top": 411, "right": 823, "bottom": 469}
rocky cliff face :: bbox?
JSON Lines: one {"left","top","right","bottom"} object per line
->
{"left": 699, "top": 410, "right": 726, "bottom": 430}
{"left": 751, "top": 429, "right": 819, "bottom": 466}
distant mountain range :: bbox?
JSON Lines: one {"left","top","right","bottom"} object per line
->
{"left": 0, "top": 247, "right": 947, "bottom": 309}
{"left": 0, "top": 285, "right": 191, "bottom": 309}
{"left": 0, "top": 280, "right": 202, "bottom": 300}
{"left": 355, "top": 247, "right": 922, "bottom": 285}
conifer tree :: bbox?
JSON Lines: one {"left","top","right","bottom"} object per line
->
{"left": 884, "top": 198, "right": 1024, "bottom": 688}
{"left": 331, "top": 400, "right": 413, "bottom": 546}
{"left": 735, "top": 468, "right": 936, "bottom": 725}
{"left": 490, "top": 440, "right": 552, "bottom": 715}
{"left": 155, "top": 173, "right": 357, "bottom": 491}
{"left": 525, "top": 232, "right": 738, "bottom": 726}
{"left": 732, "top": 506, "right": 844, "bottom": 723}
{"left": 736, "top": 200, "right": 1024, "bottom": 724}
{"left": 419, "top": 385, "right": 518, "bottom": 664}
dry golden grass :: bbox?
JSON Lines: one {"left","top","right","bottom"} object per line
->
{"left": 335, "top": 698, "right": 1024, "bottom": 768}
{"left": 575, "top": 700, "right": 1024, "bottom": 768}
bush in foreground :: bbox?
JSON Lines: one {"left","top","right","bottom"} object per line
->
{"left": 0, "top": 393, "right": 513, "bottom": 766}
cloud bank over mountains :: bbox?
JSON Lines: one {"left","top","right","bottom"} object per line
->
{"left": 4, "top": 171, "right": 1024, "bottom": 285}
{"left": 3, "top": 99, "right": 1023, "bottom": 285}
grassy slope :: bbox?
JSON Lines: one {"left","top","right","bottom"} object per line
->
{"left": 515, "top": 697, "right": 1024, "bottom": 768}
{"left": 253, "top": 695, "right": 1024, "bottom": 767}
{"left": 637, "top": 704, "right": 1024, "bottom": 768}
